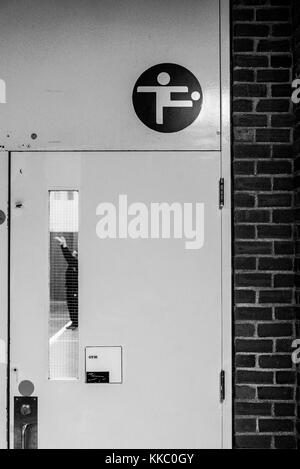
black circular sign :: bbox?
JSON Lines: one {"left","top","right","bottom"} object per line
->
{"left": 132, "top": 63, "right": 203, "bottom": 133}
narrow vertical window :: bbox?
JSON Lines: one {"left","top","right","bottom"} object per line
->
{"left": 49, "top": 191, "right": 79, "bottom": 380}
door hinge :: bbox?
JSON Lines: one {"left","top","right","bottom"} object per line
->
{"left": 220, "top": 370, "right": 225, "bottom": 402}
{"left": 219, "top": 178, "right": 224, "bottom": 209}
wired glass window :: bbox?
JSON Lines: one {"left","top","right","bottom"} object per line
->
{"left": 49, "top": 191, "right": 79, "bottom": 380}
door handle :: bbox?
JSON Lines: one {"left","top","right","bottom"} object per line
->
{"left": 21, "top": 423, "right": 33, "bottom": 449}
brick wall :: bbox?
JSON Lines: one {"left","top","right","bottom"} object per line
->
{"left": 293, "top": 0, "right": 300, "bottom": 449}
{"left": 232, "top": 0, "right": 297, "bottom": 449}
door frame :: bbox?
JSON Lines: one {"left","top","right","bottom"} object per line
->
{"left": 220, "top": 0, "right": 232, "bottom": 450}
{"left": 0, "top": 153, "right": 8, "bottom": 449}
{"left": 0, "top": 0, "right": 232, "bottom": 449}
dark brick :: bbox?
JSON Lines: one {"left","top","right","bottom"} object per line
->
{"left": 256, "top": 8, "right": 289, "bottom": 22}
{"left": 258, "top": 194, "right": 292, "bottom": 207}
{"left": 259, "top": 290, "right": 293, "bottom": 304}
{"left": 236, "top": 339, "right": 273, "bottom": 353}
{"left": 233, "top": 9, "right": 254, "bottom": 21}
{"left": 235, "top": 323, "right": 255, "bottom": 337}
{"left": 271, "top": 113, "right": 295, "bottom": 127}
{"left": 235, "top": 435, "right": 272, "bottom": 449}
{"left": 271, "top": 55, "right": 292, "bottom": 68}
{"left": 235, "top": 307, "right": 272, "bottom": 321}
{"left": 273, "top": 177, "right": 294, "bottom": 191}
{"left": 272, "top": 209, "right": 294, "bottom": 224}
{"left": 234, "top": 24, "right": 269, "bottom": 37}
{"left": 272, "top": 23, "right": 292, "bottom": 37}
{"left": 233, "top": 114, "right": 267, "bottom": 126}
{"left": 259, "top": 354, "right": 293, "bottom": 369}
{"left": 234, "top": 38, "right": 254, "bottom": 52}
{"left": 235, "top": 386, "right": 256, "bottom": 401}
{"left": 257, "top": 224, "right": 292, "bottom": 239}
{"left": 235, "top": 289, "right": 256, "bottom": 304}
{"left": 235, "top": 402, "right": 272, "bottom": 418}
{"left": 235, "top": 418, "right": 256, "bottom": 433}
{"left": 236, "top": 241, "right": 272, "bottom": 255}
{"left": 235, "top": 273, "right": 271, "bottom": 287}
{"left": 233, "top": 69, "right": 255, "bottom": 82}
{"left": 274, "top": 274, "right": 295, "bottom": 288}
{"left": 256, "top": 129, "right": 291, "bottom": 143}
{"left": 256, "top": 99, "right": 290, "bottom": 112}
{"left": 233, "top": 99, "right": 253, "bottom": 112}
{"left": 276, "top": 339, "right": 295, "bottom": 353}
{"left": 234, "top": 54, "right": 268, "bottom": 68}
{"left": 272, "top": 144, "right": 293, "bottom": 158}
{"left": 257, "top": 69, "right": 290, "bottom": 83}
{"left": 274, "top": 241, "right": 294, "bottom": 255}
{"left": 258, "top": 257, "right": 293, "bottom": 271}
{"left": 236, "top": 354, "right": 256, "bottom": 368}
{"left": 237, "top": 370, "right": 273, "bottom": 384}
{"left": 234, "top": 143, "right": 271, "bottom": 158}
{"left": 257, "top": 386, "right": 294, "bottom": 400}
{"left": 235, "top": 209, "right": 270, "bottom": 223}
{"left": 235, "top": 224, "right": 256, "bottom": 239}
{"left": 258, "top": 418, "right": 294, "bottom": 433}
{"left": 234, "top": 128, "right": 255, "bottom": 142}
{"left": 272, "top": 84, "right": 292, "bottom": 97}
{"left": 274, "top": 306, "right": 295, "bottom": 320}
{"left": 274, "top": 436, "right": 297, "bottom": 449}
{"left": 274, "top": 403, "right": 296, "bottom": 417}
{"left": 235, "top": 257, "right": 257, "bottom": 271}
{"left": 235, "top": 177, "right": 271, "bottom": 191}
{"left": 234, "top": 193, "right": 256, "bottom": 208}
{"left": 258, "top": 322, "right": 294, "bottom": 337}
{"left": 257, "top": 160, "right": 292, "bottom": 175}
{"left": 258, "top": 39, "right": 290, "bottom": 53}
{"left": 276, "top": 371, "right": 296, "bottom": 384}
{"left": 233, "top": 160, "right": 255, "bottom": 175}
{"left": 233, "top": 83, "right": 267, "bottom": 97}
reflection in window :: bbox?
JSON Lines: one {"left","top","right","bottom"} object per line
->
{"left": 49, "top": 191, "right": 79, "bottom": 380}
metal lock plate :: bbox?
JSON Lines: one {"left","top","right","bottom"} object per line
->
{"left": 14, "top": 397, "right": 38, "bottom": 449}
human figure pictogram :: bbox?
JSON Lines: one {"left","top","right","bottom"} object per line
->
{"left": 137, "top": 72, "right": 200, "bottom": 125}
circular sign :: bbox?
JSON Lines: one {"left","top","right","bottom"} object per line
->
{"left": 18, "top": 380, "right": 35, "bottom": 397}
{"left": 132, "top": 63, "right": 203, "bottom": 133}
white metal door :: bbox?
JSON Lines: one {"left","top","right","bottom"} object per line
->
{"left": 0, "top": 0, "right": 221, "bottom": 151}
{"left": 10, "top": 151, "right": 223, "bottom": 449}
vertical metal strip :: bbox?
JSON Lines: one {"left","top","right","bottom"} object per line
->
{"left": 7, "top": 152, "right": 11, "bottom": 448}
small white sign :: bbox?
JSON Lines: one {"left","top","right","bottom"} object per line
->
{"left": 85, "top": 346, "right": 122, "bottom": 383}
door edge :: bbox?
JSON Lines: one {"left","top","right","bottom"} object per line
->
{"left": 0, "top": 152, "right": 9, "bottom": 449}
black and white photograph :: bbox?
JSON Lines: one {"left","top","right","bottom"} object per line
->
{"left": 0, "top": 0, "right": 299, "bottom": 453}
